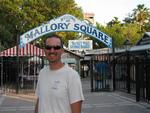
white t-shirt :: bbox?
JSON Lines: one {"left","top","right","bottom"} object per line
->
{"left": 35, "top": 64, "right": 84, "bottom": 113}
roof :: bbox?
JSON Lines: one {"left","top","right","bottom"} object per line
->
{"left": 0, "top": 43, "right": 82, "bottom": 58}
{"left": 64, "top": 48, "right": 83, "bottom": 58}
{"left": 136, "top": 32, "right": 150, "bottom": 45}
{"left": 0, "top": 43, "right": 45, "bottom": 57}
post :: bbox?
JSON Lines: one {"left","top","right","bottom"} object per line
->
{"left": 83, "top": 57, "right": 85, "bottom": 78}
{"left": 123, "top": 38, "right": 131, "bottom": 93}
{"left": 16, "top": 34, "right": 20, "bottom": 94}
{"left": 135, "top": 57, "right": 140, "bottom": 101}
{"left": 81, "top": 50, "right": 85, "bottom": 78}
{"left": 112, "top": 39, "right": 116, "bottom": 91}
{"left": 127, "top": 51, "right": 131, "bottom": 93}
{"left": 90, "top": 56, "right": 94, "bottom": 92}
{"left": 0, "top": 56, "right": 3, "bottom": 90}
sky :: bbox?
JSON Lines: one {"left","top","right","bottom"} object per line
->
{"left": 75, "top": 0, "right": 150, "bottom": 24}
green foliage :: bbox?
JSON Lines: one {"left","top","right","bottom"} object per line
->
{"left": 96, "top": 22, "right": 143, "bottom": 48}
{"left": 96, "top": 22, "right": 124, "bottom": 47}
{"left": 123, "top": 4, "right": 150, "bottom": 32}
{"left": 0, "top": 1, "right": 149, "bottom": 50}
{"left": 0, "top": 0, "right": 83, "bottom": 49}
{"left": 132, "top": 4, "right": 150, "bottom": 24}
{"left": 96, "top": 4, "right": 150, "bottom": 48}
{"left": 105, "top": 25, "right": 125, "bottom": 47}
{"left": 107, "top": 17, "right": 121, "bottom": 27}
{"left": 122, "top": 23, "right": 142, "bottom": 44}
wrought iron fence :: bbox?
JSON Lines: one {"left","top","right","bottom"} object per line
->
{"left": 90, "top": 54, "right": 112, "bottom": 92}
{"left": 0, "top": 43, "right": 45, "bottom": 94}
{"left": 114, "top": 51, "right": 150, "bottom": 102}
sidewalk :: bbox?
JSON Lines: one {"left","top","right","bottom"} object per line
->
{"left": 81, "top": 77, "right": 150, "bottom": 113}
{"left": 0, "top": 77, "right": 150, "bottom": 113}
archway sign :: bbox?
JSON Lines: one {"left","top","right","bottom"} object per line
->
{"left": 20, "top": 14, "right": 112, "bottom": 48}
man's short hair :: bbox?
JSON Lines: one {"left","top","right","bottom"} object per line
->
{"left": 45, "top": 34, "right": 63, "bottom": 47}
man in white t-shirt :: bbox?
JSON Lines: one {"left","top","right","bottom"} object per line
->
{"left": 34, "top": 34, "right": 84, "bottom": 113}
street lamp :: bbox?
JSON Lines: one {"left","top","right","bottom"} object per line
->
{"left": 123, "top": 39, "right": 131, "bottom": 52}
{"left": 123, "top": 38, "right": 131, "bottom": 93}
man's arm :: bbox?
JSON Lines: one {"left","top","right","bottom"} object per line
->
{"left": 71, "top": 101, "right": 82, "bottom": 113}
{"left": 34, "top": 98, "right": 39, "bottom": 113}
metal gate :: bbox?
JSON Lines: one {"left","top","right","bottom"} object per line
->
{"left": 114, "top": 54, "right": 136, "bottom": 94}
{"left": 0, "top": 57, "right": 18, "bottom": 93}
{"left": 135, "top": 56, "right": 150, "bottom": 102}
{"left": 114, "top": 52, "right": 150, "bottom": 102}
{"left": 90, "top": 54, "right": 112, "bottom": 92}
{"left": 0, "top": 43, "right": 45, "bottom": 94}
{"left": 0, "top": 56, "right": 45, "bottom": 94}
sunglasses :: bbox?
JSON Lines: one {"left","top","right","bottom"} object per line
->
{"left": 45, "top": 45, "right": 62, "bottom": 50}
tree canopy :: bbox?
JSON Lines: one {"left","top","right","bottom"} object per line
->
{"left": 0, "top": 0, "right": 83, "bottom": 50}
{"left": 95, "top": 4, "right": 150, "bottom": 48}
{"left": 0, "top": 1, "right": 149, "bottom": 50}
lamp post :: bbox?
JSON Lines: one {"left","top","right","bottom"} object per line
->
{"left": 123, "top": 39, "right": 131, "bottom": 93}
{"left": 123, "top": 39, "right": 131, "bottom": 52}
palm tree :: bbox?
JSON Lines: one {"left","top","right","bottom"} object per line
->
{"left": 107, "top": 17, "right": 121, "bottom": 27}
{"left": 132, "top": 4, "right": 150, "bottom": 31}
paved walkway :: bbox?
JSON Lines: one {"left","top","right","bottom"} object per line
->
{"left": 0, "top": 77, "right": 150, "bottom": 113}
{"left": 81, "top": 77, "right": 150, "bottom": 113}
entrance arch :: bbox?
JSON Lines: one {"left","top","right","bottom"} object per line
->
{"left": 20, "top": 14, "right": 112, "bottom": 48}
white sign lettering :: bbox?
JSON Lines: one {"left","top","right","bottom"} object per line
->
{"left": 20, "top": 14, "right": 112, "bottom": 48}
{"left": 69, "top": 40, "right": 93, "bottom": 50}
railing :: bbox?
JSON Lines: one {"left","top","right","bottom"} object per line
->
{"left": 114, "top": 52, "right": 150, "bottom": 102}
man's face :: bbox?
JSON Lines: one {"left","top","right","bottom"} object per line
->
{"left": 45, "top": 37, "right": 64, "bottom": 63}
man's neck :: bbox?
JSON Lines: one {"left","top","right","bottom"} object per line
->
{"left": 49, "top": 62, "right": 64, "bottom": 70}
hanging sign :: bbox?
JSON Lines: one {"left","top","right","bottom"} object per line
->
{"left": 20, "top": 14, "right": 112, "bottom": 48}
{"left": 69, "top": 40, "right": 93, "bottom": 50}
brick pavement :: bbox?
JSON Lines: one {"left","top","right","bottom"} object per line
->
{"left": 0, "top": 77, "right": 150, "bottom": 113}
{"left": 81, "top": 77, "right": 150, "bottom": 113}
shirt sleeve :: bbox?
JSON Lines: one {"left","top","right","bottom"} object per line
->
{"left": 68, "top": 71, "right": 84, "bottom": 104}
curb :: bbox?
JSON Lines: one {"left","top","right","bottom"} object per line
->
{"left": 5, "top": 93, "right": 36, "bottom": 102}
